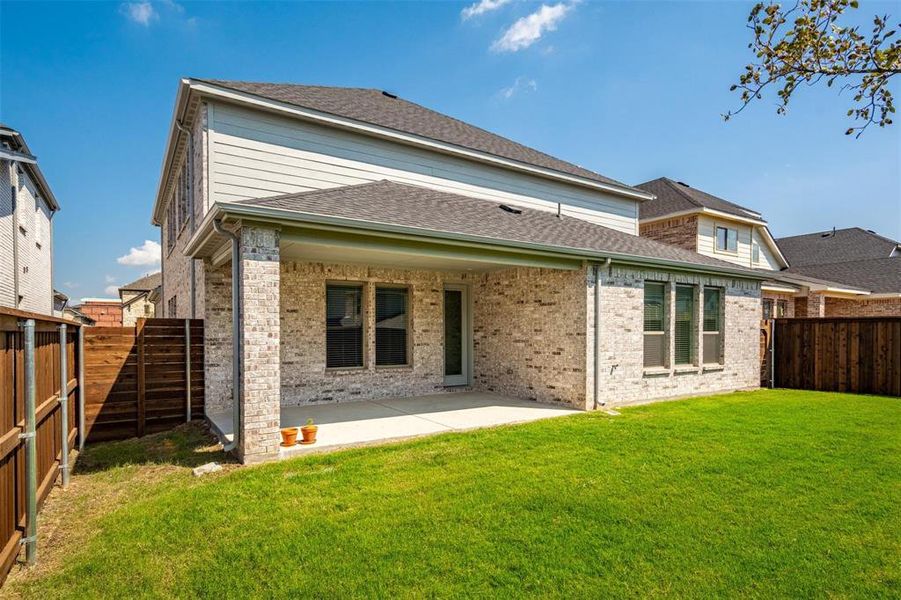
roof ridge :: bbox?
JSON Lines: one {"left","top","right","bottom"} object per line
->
{"left": 661, "top": 177, "right": 704, "bottom": 209}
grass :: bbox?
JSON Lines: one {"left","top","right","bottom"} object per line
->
{"left": 2, "top": 390, "right": 899, "bottom": 599}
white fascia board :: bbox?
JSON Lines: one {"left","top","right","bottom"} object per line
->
{"left": 152, "top": 78, "right": 193, "bottom": 225}
{"left": 761, "top": 284, "right": 799, "bottom": 293}
{"left": 867, "top": 292, "right": 901, "bottom": 299}
{"left": 0, "top": 148, "right": 37, "bottom": 164}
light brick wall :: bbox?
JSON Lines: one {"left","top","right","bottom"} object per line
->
{"left": 203, "top": 260, "right": 233, "bottom": 416}
{"left": 825, "top": 296, "right": 901, "bottom": 317}
{"left": 639, "top": 216, "right": 699, "bottom": 252}
{"left": 160, "top": 106, "right": 206, "bottom": 319}
{"left": 796, "top": 292, "right": 826, "bottom": 318}
{"left": 473, "top": 266, "right": 591, "bottom": 408}
{"left": 237, "top": 226, "right": 281, "bottom": 463}
{"left": 592, "top": 265, "right": 761, "bottom": 407}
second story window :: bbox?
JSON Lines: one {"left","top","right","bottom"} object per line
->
{"left": 716, "top": 226, "right": 738, "bottom": 253}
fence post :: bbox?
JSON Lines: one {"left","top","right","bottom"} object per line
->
{"left": 19, "top": 319, "right": 37, "bottom": 566}
{"left": 78, "top": 325, "right": 85, "bottom": 451}
{"left": 58, "top": 323, "right": 69, "bottom": 488}
{"left": 770, "top": 319, "right": 776, "bottom": 389}
{"left": 185, "top": 319, "right": 192, "bottom": 422}
{"left": 136, "top": 319, "right": 146, "bottom": 437}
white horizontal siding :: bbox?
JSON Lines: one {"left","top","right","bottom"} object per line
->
{"left": 697, "top": 215, "right": 781, "bottom": 271}
{"left": 208, "top": 103, "right": 639, "bottom": 235}
{"left": 0, "top": 164, "right": 14, "bottom": 308}
{"left": 3, "top": 166, "right": 53, "bottom": 315}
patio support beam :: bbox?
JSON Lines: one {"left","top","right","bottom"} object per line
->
{"left": 236, "top": 224, "right": 282, "bottom": 463}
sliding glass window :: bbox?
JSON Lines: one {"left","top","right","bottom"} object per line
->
{"left": 703, "top": 287, "right": 723, "bottom": 365}
{"left": 326, "top": 284, "right": 364, "bottom": 368}
{"left": 674, "top": 285, "right": 696, "bottom": 366}
{"left": 644, "top": 282, "right": 667, "bottom": 368}
{"left": 375, "top": 286, "right": 409, "bottom": 366}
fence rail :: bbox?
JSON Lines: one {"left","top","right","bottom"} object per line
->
{"left": 83, "top": 318, "right": 204, "bottom": 443}
{"left": 774, "top": 317, "right": 901, "bottom": 396}
{"left": 0, "top": 308, "right": 81, "bottom": 585}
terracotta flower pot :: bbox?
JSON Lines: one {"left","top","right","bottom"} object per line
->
{"left": 280, "top": 427, "right": 298, "bottom": 447}
{"left": 300, "top": 424, "right": 318, "bottom": 445}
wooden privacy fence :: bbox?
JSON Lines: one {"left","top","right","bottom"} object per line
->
{"left": 773, "top": 317, "right": 901, "bottom": 396}
{"left": 1, "top": 308, "right": 81, "bottom": 585}
{"left": 84, "top": 318, "right": 203, "bottom": 443}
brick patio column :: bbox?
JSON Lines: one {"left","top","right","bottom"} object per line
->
{"left": 805, "top": 292, "right": 826, "bottom": 318}
{"left": 237, "top": 224, "right": 281, "bottom": 463}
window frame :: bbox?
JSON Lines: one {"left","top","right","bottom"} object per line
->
{"left": 674, "top": 284, "right": 697, "bottom": 366}
{"left": 715, "top": 224, "right": 739, "bottom": 255}
{"left": 643, "top": 281, "right": 668, "bottom": 369}
{"left": 374, "top": 284, "right": 412, "bottom": 368}
{"left": 325, "top": 281, "right": 366, "bottom": 370}
{"left": 702, "top": 287, "right": 724, "bottom": 365}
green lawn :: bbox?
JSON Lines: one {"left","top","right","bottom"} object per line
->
{"left": 4, "top": 390, "right": 899, "bottom": 598}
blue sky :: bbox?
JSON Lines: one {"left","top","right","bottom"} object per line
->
{"left": 2, "top": 0, "right": 899, "bottom": 300}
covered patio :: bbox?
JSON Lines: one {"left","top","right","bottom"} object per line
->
{"left": 209, "top": 392, "right": 579, "bottom": 456}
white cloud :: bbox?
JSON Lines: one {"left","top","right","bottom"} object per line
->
{"left": 63, "top": 281, "right": 80, "bottom": 289}
{"left": 120, "top": 2, "right": 157, "bottom": 26}
{"left": 105, "top": 275, "right": 117, "bottom": 283}
{"left": 462, "top": 0, "right": 512, "bottom": 20}
{"left": 499, "top": 76, "right": 538, "bottom": 100}
{"left": 117, "top": 240, "right": 161, "bottom": 267}
{"left": 491, "top": 2, "right": 574, "bottom": 52}
{"left": 104, "top": 285, "right": 120, "bottom": 296}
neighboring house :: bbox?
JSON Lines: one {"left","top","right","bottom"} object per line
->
{"left": 634, "top": 178, "right": 882, "bottom": 319}
{"left": 777, "top": 228, "right": 901, "bottom": 317}
{"left": 61, "top": 305, "right": 95, "bottom": 326}
{"left": 153, "top": 78, "right": 768, "bottom": 463}
{"left": 53, "top": 289, "right": 69, "bottom": 317}
{"left": 0, "top": 124, "right": 60, "bottom": 315}
{"left": 76, "top": 299, "right": 123, "bottom": 327}
{"left": 119, "top": 272, "right": 161, "bottom": 326}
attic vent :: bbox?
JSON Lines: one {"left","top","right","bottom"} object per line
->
{"left": 499, "top": 204, "right": 522, "bottom": 214}
{"left": 676, "top": 181, "right": 690, "bottom": 187}
{"left": 381, "top": 90, "right": 398, "bottom": 99}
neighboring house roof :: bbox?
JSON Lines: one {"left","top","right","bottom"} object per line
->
{"left": 200, "top": 79, "right": 633, "bottom": 190}
{"left": 635, "top": 178, "right": 763, "bottom": 222}
{"left": 216, "top": 180, "right": 765, "bottom": 277}
{"left": 120, "top": 272, "right": 162, "bottom": 292}
{"left": 0, "top": 123, "right": 60, "bottom": 211}
{"left": 786, "top": 258, "right": 901, "bottom": 294}
{"left": 777, "top": 227, "right": 901, "bottom": 267}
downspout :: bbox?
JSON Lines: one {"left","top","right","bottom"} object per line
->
{"left": 212, "top": 218, "right": 240, "bottom": 452}
{"left": 175, "top": 119, "right": 196, "bottom": 318}
{"left": 593, "top": 258, "right": 611, "bottom": 409}
{"left": 10, "top": 162, "right": 20, "bottom": 307}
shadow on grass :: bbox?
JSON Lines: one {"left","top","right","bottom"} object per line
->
{"left": 74, "top": 421, "right": 237, "bottom": 474}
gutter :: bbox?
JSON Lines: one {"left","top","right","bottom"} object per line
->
{"left": 188, "top": 201, "right": 770, "bottom": 282}
{"left": 212, "top": 218, "right": 241, "bottom": 453}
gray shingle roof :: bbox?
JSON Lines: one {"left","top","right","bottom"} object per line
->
{"left": 120, "top": 272, "right": 162, "bottom": 292}
{"left": 635, "top": 177, "right": 763, "bottom": 221}
{"left": 786, "top": 259, "right": 901, "bottom": 294}
{"left": 235, "top": 180, "right": 762, "bottom": 275}
{"left": 199, "top": 79, "right": 640, "bottom": 193}
{"left": 777, "top": 227, "right": 901, "bottom": 267}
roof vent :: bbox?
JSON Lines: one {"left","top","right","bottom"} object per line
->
{"left": 499, "top": 204, "right": 522, "bottom": 214}
{"left": 676, "top": 181, "right": 690, "bottom": 187}
{"left": 381, "top": 90, "right": 398, "bottom": 99}
{"left": 820, "top": 227, "right": 836, "bottom": 238}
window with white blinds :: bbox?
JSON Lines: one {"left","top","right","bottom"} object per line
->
{"left": 674, "top": 285, "right": 695, "bottom": 365}
{"left": 644, "top": 282, "right": 667, "bottom": 367}
{"left": 375, "top": 287, "right": 409, "bottom": 366}
{"left": 326, "top": 284, "right": 364, "bottom": 368}
{"left": 703, "top": 287, "right": 723, "bottom": 365}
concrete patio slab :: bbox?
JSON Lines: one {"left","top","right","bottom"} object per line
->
{"left": 207, "top": 392, "right": 579, "bottom": 457}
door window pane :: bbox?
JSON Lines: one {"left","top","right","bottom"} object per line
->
{"left": 444, "top": 290, "right": 463, "bottom": 376}
{"left": 375, "top": 287, "right": 409, "bottom": 366}
{"left": 326, "top": 284, "right": 363, "bottom": 368}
